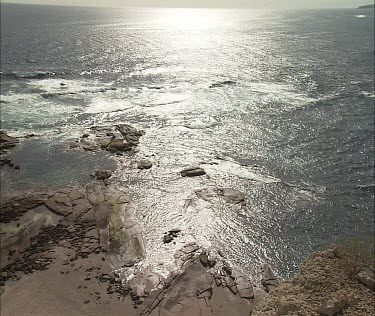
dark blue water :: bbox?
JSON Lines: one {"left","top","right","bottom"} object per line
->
{"left": 1, "top": 3, "right": 374, "bottom": 277}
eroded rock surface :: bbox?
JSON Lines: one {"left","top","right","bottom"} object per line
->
{"left": 135, "top": 244, "right": 269, "bottom": 316}
{"left": 251, "top": 248, "right": 375, "bottom": 316}
{"left": 69, "top": 124, "right": 144, "bottom": 155}
{"left": 0, "top": 183, "right": 144, "bottom": 288}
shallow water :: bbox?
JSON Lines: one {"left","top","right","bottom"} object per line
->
{"left": 1, "top": 138, "right": 117, "bottom": 193}
{"left": 0, "top": 4, "right": 374, "bottom": 278}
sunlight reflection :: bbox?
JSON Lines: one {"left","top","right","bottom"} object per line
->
{"left": 155, "top": 8, "right": 221, "bottom": 30}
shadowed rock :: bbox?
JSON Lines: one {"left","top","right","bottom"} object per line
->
{"left": 0, "top": 131, "right": 19, "bottom": 150}
{"left": 180, "top": 166, "right": 206, "bottom": 177}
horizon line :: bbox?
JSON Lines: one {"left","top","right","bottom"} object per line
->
{"left": 0, "top": 1, "right": 363, "bottom": 10}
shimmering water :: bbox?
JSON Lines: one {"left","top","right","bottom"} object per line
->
{"left": 1, "top": 3, "right": 374, "bottom": 278}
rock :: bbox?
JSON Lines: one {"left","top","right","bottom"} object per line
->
{"left": 108, "top": 139, "right": 132, "bottom": 152}
{"left": 81, "top": 133, "right": 90, "bottom": 138}
{"left": 0, "top": 131, "right": 19, "bottom": 149}
{"left": 180, "top": 166, "right": 206, "bottom": 177}
{"left": 181, "top": 243, "right": 200, "bottom": 254}
{"left": 209, "top": 80, "right": 237, "bottom": 88}
{"left": 261, "top": 264, "right": 279, "bottom": 292}
{"left": 137, "top": 160, "right": 153, "bottom": 170}
{"left": 317, "top": 300, "right": 344, "bottom": 316}
{"left": 94, "top": 202, "right": 112, "bottom": 229}
{"left": 199, "top": 253, "right": 209, "bottom": 266}
{"left": 169, "top": 228, "right": 181, "bottom": 234}
{"left": 116, "top": 124, "right": 144, "bottom": 146}
{"left": 97, "top": 138, "right": 113, "bottom": 150}
{"left": 163, "top": 235, "right": 173, "bottom": 244}
{"left": 220, "top": 188, "right": 246, "bottom": 205}
{"left": 356, "top": 271, "right": 375, "bottom": 291}
{"left": 93, "top": 170, "right": 112, "bottom": 180}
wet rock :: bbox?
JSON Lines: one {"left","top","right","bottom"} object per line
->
{"left": 199, "top": 252, "right": 209, "bottom": 266}
{"left": 209, "top": 80, "right": 237, "bottom": 88}
{"left": 93, "top": 170, "right": 112, "bottom": 180}
{"left": 220, "top": 188, "right": 246, "bottom": 205}
{"left": 81, "top": 143, "right": 99, "bottom": 151}
{"left": 108, "top": 139, "right": 132, "bottom": 152}
{"left": 116, "top": 124, "right": 144, "bottom": 146}
{"left": 137, "top": 160, "right": 153, "bottom": 170}
{"left": 0, "top": 131, "right": 19, "bottom": 150}
{"left": 180, "top": 166, "right": 206, "bottom": 177}
{"left": 163, "top": 235, "right": 173, "bottom": 244}
{"left": 169, "top": 228, "right": 181, "bottom": 234}
{"left": 97, "top": 138, "right": 113, "bottom": 150}
{"left": 81, "top": 133, "right": 90, "bottom": 138}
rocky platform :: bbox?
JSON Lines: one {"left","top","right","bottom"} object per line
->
{"left": 0, "top": 180, "right": 275, "bottom": 316}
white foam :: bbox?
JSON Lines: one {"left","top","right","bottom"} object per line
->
{"left": 355, "top": 15, "right": 366, "bottom": 18}
{"left": 205, "top": 159, "right": 281, "bottom": 184}
{"left": 27, "top": 78, "right": 114, "bottom": 95}
{"left": 85, "top": 96, "right": 134, "bottom": 114}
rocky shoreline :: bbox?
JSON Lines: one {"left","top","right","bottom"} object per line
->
{"left": 1, "top": 129, "right": 374, "bottom": 315}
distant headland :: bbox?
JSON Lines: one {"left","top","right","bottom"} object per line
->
{"left": 358, "top": 4, "right": 375, "bottom": 9}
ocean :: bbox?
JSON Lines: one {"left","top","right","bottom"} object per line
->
{"left": 0, "top": 3, "right": 374, "bottom": 278}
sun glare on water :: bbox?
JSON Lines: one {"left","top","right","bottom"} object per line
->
{"left": 155, "top": 8, "right": 220, "bottom": 30}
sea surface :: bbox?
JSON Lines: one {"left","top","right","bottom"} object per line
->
{"left": 1, "top": 3, "right": 374, "bottom": 278}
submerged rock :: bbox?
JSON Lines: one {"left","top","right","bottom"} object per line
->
{"left": 137, "top": 160, "right": 153, "bottom": 170}
{"left": 209, "top": 80, "right": 237, "bottom": 88}
{"left": 219, "top": 188, "right": 246, "bottom": 205}
{"left": 93, "top": 170, "right": 112, "bottom": 180}
{"left": 180, "top": 166, "right": 206, "bottom": 177}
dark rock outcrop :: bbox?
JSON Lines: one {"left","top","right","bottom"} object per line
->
{"left": 209, "top": 80, "right": 237, "bottom": 88}
{"left": 71, "top": 124, "right": 144, "bottom": 154}
{"left": 180, "top": 166, "right": 206, "bottom": 177}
